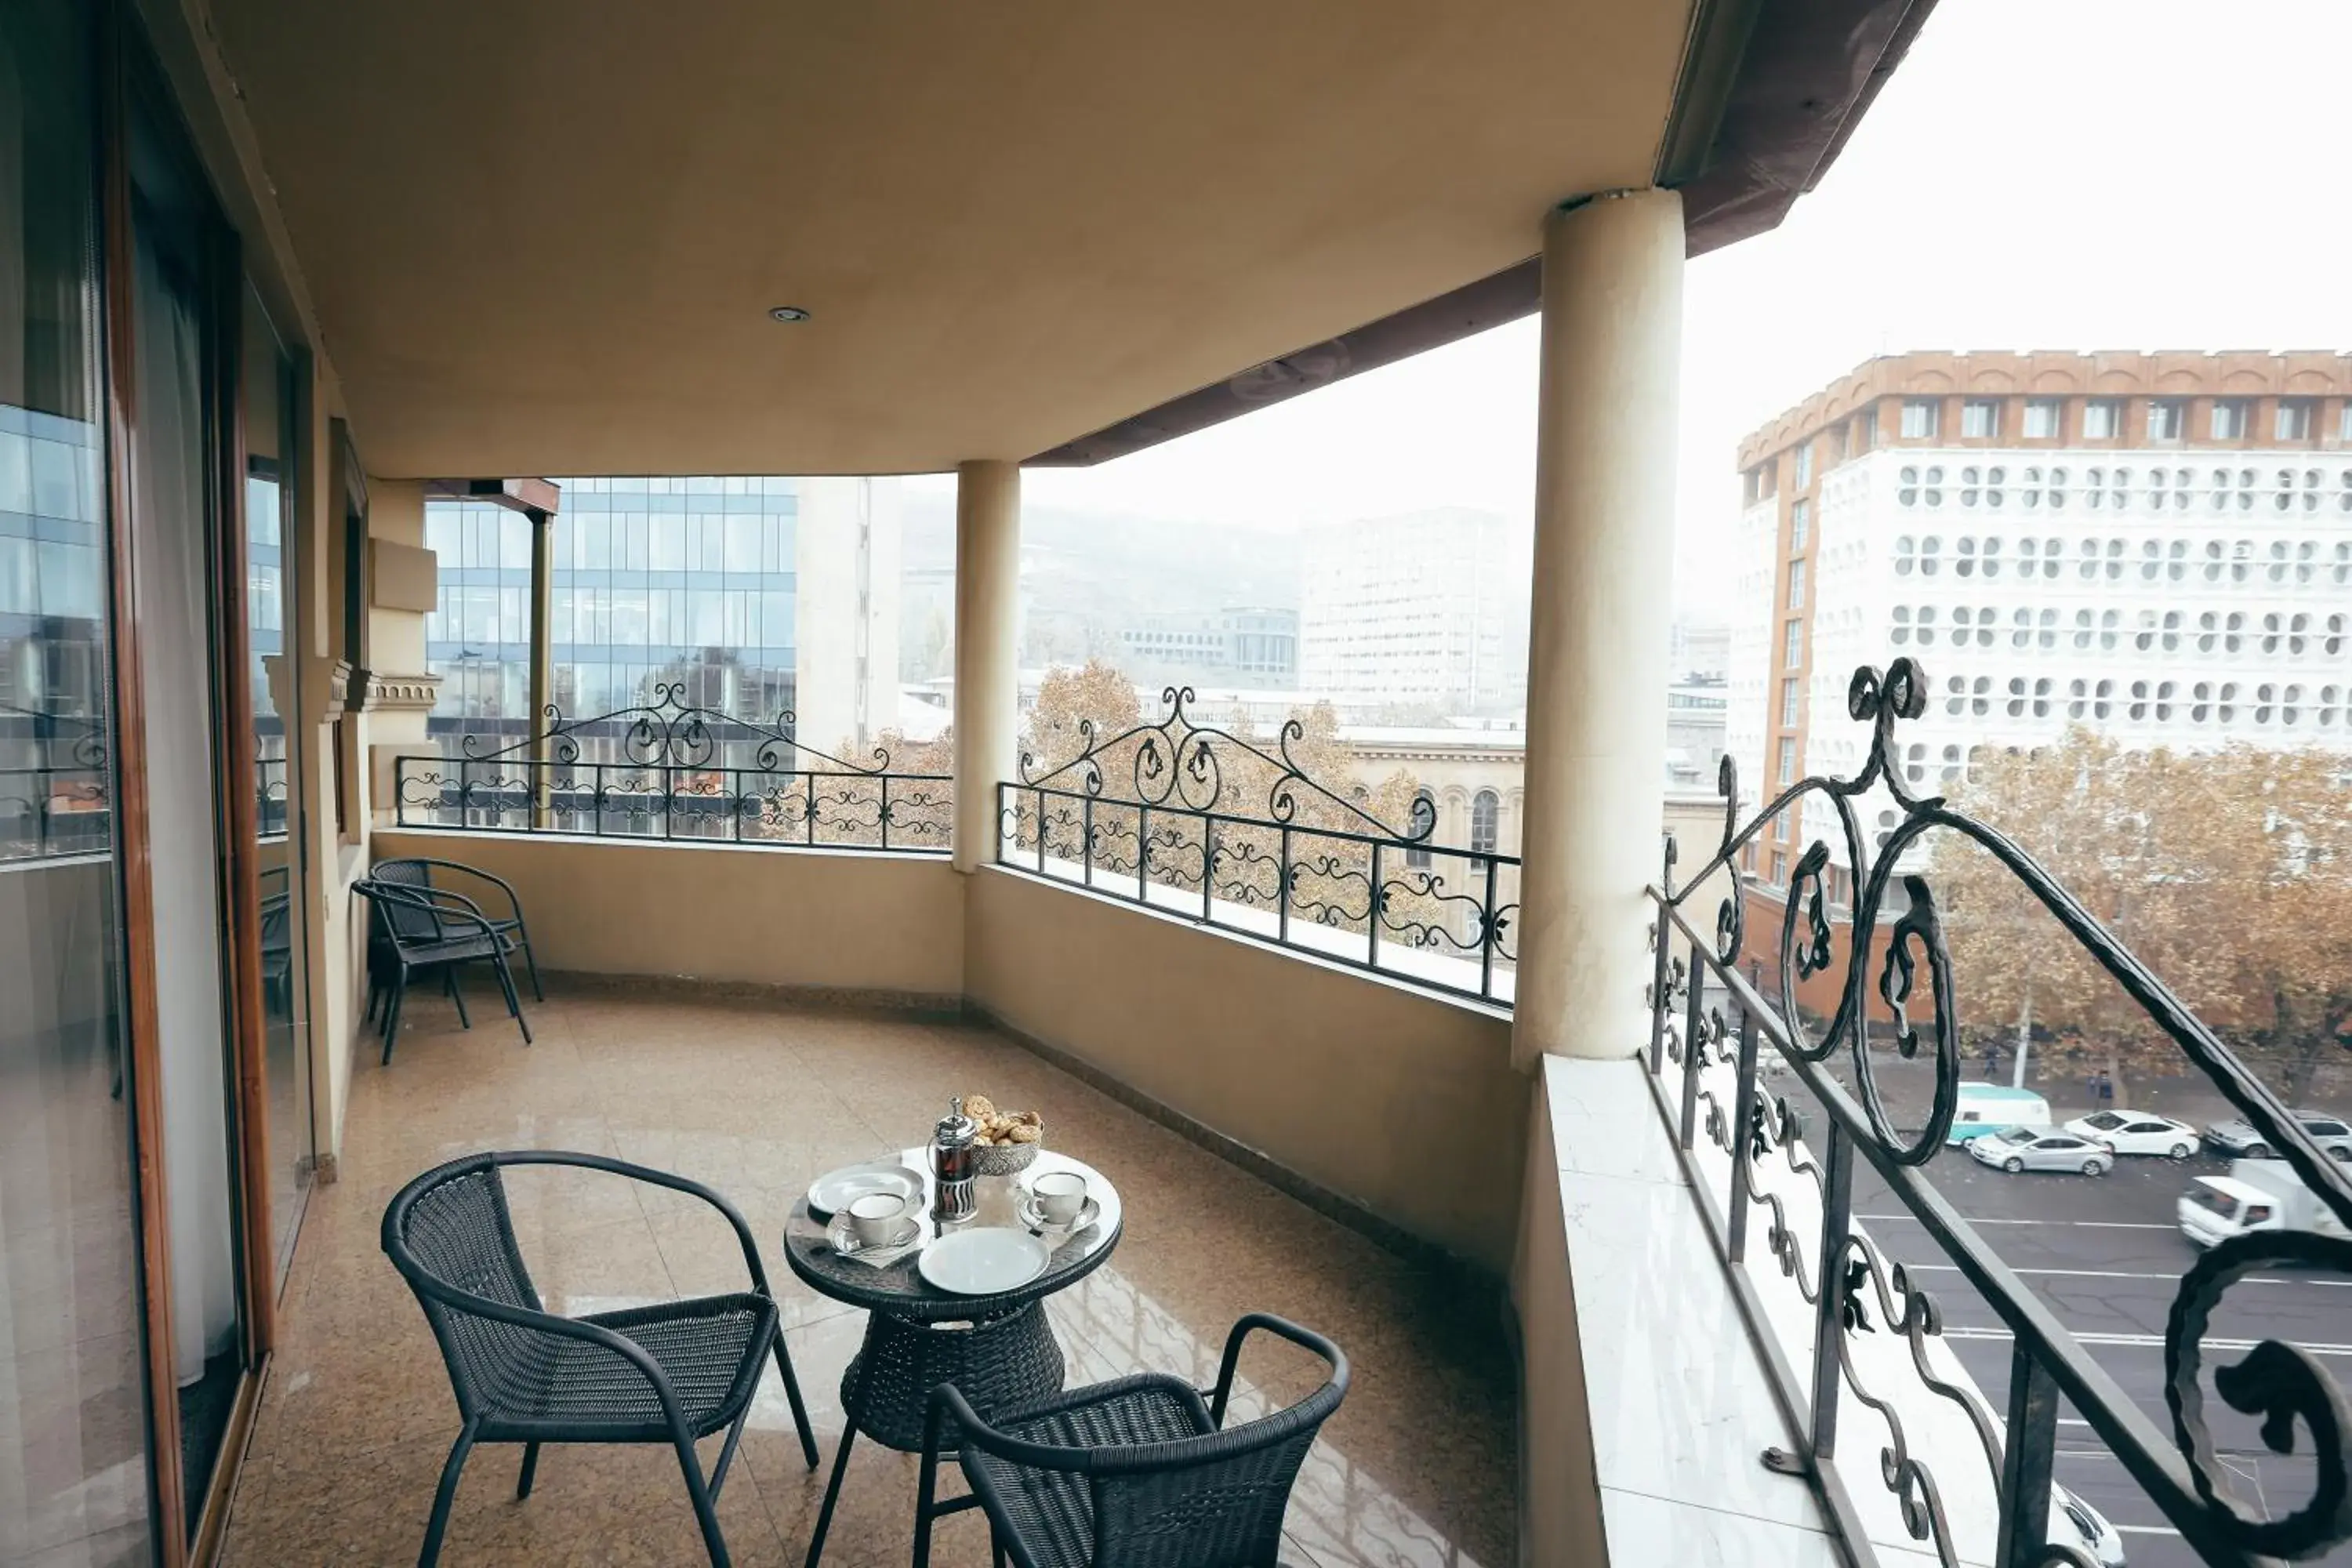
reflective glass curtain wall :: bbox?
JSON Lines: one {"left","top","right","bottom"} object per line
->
{"left": 0, "top": 3, "right": 153, "bottom": 1564}
{"left": 423, "top": 476, "right": 800, "bottom": 748}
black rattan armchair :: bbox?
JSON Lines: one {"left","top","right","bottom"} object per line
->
{"left": 382, "top": 1151, "right": 821, "bottom": 1568}
{"left": 355, "top": 877, "right": 533, "bottom": 1062}
{"left": 375, "top": 855, "right": 545, "bottom": 1000}
{"left": 913, "top": 1312, "right": 1348, "bottom": 1568}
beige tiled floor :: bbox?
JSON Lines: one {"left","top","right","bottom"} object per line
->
{"left": 220, "top": 981, "right": 1515, "bottom": 1567}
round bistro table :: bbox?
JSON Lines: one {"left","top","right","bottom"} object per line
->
{"left": 782, "top": 1147, "right": 1122, "bottom": 1568}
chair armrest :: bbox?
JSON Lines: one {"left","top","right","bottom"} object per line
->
{"left": 924, "top": 1373, "right": 1213, "bottom": 1475}
{"left": 1208, "top": 1312, "right": 1349, "bottom": 1428}
{"left": 361, "top": 880, "right": 503, "bottom": 947}
{"left": 397, "top": 1265, "right": 694, "bottom": 1433}
{"left": 490, "top": 1150, "right": 771, "bottom": 1295}
{"left": 407, "top": 858, "right": 528, "bottom": 922}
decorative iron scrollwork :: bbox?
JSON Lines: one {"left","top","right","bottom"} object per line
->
{"left": 1000, "top": 685, "right": 1514, "bottom": 1007}
{"left": 1019, "top": 684, "right": 1432, "bottom": 841}
{"left": 1647, "top": 659, "right": 2352, "bottom": 1564}
{"left": 394, "top": 688, "right": 949, "bottom": 854}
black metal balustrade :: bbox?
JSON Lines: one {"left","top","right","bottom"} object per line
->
{"left": 0, "top": 702, "right": 111, "bottom": 862}
{"left": 1642, "top": 659, "right": 2352, "bottom": 1568}
{"left": 257, "top": 751, "right": 289, "bottom": 838}
{"left": 995, "top": 687, "right": 1518, "bottom": 1006}
{"left": 394, "top": 686, "right": 953, "bottom": 854}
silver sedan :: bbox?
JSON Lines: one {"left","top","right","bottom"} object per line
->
{"left": 1966, "top": 1125, "right": 2111, "bottom": 1176}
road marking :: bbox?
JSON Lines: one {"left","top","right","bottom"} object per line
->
{"left": 1899, "top": 1262, "right": 2352, "bottom": 1288}
{"left": 1938, "top": 1326, "right": 2352, "bottom": 1355}
{"left": 2109, "top": 1525, "right": 2184, "bottom": 1537}
{"left": 1859, "top": 1212, "right": 2176, "bottom": 1231}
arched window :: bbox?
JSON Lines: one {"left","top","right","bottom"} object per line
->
{"left": 1470, "top": 790, "right": 1500, "bottom": 856}
{"left": 1405, "top": 791, "right": 1436, "bottom": 869}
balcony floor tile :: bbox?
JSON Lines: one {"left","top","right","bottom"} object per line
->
{"left": 221, "top": 982, "right": 1513, "bottom": 1566}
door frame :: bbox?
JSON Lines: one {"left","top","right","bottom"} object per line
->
{"left": 97, "top": 2, "right": 283, "bottom": 1558}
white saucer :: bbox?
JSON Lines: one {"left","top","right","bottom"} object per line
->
{"left": 1014, "top": 1190, "right": 1102, "bottom": 1234}
{"left": 808, "top": 1162, "right": 924, "bottom": 1220}
{"left": 918, "top": 1228, "right": 1050, "bottom": 1295}
{"left": 826, "top": 1211, "right": 923, "bottom": 1266}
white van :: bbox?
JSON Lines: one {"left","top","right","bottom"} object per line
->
{"left": 2177, "top": 1160, "right": 2350, "bottom": 1247}
{"left": 1947, "top": 1083, "right": 2053, "bottom": 1145}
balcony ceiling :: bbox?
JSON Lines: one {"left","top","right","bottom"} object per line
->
{"left": 209, "top": 0, "right": 1696, "bottom": 477}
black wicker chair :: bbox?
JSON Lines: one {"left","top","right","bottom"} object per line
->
{"left": 375, "top": 855, "right": 545, "bottom": 1000}
{"left": 382, "top": 1151, "right": 822, "bottom": 1568}
{"left": 355, "top": 877, "right": 533, "bottom": 1062}
{"left": 912, "top": 1312, "right": 1348, "bottom": 1568}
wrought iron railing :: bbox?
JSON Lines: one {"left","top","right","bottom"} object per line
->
{"left": 257, "top": 751, "right": 289, "bottom": 838}
{"left": 0, "top": 703, "right": 111, "bottom": 862}
{"left": 994, "top": 687, "right": 1517, "bottom": 1006}
{"left": 1642, "top": 659, "right": 2351, "bottom": 1568}
{"left": 394, "top": 686, "right": 953, "bottom": 854}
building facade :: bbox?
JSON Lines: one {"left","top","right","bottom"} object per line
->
{"left": 1727, "top": 350, "right": 2352, "bottom": 889}
{"left": 1300, "top": 507, "right": 1527, "bottom": 714}
{"left": 423, "top": 474, "right": 899, "bottom": 757}
{"left": 1116, "top": 604, "right": 1298, "bottom": 688}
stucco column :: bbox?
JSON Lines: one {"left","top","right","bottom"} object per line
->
{"left": 952, "top": 460, "right": 1021, "bottom": 873}
{"left": 1512, "top": 188, "right": 1683, "bottom": 1069}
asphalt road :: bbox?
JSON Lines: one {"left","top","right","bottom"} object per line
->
{"left": 1838, "top": 1127, "right": 2352, "bottom": 1567}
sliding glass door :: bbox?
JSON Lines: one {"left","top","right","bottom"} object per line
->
{"left": 0, "top": 3, "right": 154, "bottom": 1563}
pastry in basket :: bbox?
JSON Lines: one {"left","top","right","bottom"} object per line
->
{"left": 965, "top": 1094, "right": 1044, "bottom": 1173}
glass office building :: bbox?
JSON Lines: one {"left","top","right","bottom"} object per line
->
{"left": 423, "top": 475, "right": 800, "bottom": 746}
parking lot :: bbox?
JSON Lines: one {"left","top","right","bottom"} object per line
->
{"left": 1777, "top": 1051, "right": 2352, "bottom": 1568}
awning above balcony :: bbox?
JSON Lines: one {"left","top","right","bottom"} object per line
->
{"left": 201, "top": 0, "right": 1931, "bottom": 477}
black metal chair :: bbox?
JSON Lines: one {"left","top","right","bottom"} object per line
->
{"left": 354, "top": 877, "right": 534, "bottom": 1062}
{"left": 913, "top": 1312, "right": 1348, "bottom": 1568}
{"left": 382, "top": 1151, "right": 822, "bottom": 1568}
{"left": 258, "top": 864, "right": 295, "bottom": 1015}
{"left": 375, "top": 855, "right": 546, "bottom": 1000}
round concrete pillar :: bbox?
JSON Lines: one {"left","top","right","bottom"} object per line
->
{"left": 1511, "top": 188, "right": 1683, "bottom": 1069}
{"left": 952, "top": 460, "right": 1021, "bottom": 872}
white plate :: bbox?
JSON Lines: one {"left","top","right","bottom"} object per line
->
{"left": 808, "top": 1162, "right": 924, "bottom": 1220}
{"left": 918, "top": 1228, "right": 1051, "bottom": 1296}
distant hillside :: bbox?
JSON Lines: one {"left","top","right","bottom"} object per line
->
{"left": 903, "top": 492, "right": 1302, "bottom": 669}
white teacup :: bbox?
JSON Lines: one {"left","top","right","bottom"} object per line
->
{"left": 1032, "top": 1171, "right": 1087, "bottom": 1225}
{"left": 847, "top": 1192, "right": 907, "bottom": 1247}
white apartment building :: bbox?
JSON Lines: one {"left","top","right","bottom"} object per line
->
{"left": 1727, "top": 351, "right": 2352, "bottom": 889}
{"left": 1299, "top": 507, "right": 1528, "bottom": 713}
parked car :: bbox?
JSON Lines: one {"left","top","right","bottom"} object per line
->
{"left": 2178, "top": 1160, "right": 2351, "bottom": 1248}
{"left": 1967, "top": 1125, "right": 2111, "bottom": 1176}
{"left": 2055, "top": 1482, "right": 2128, "bottom": 1567}
{"left": 2201, "top": 1112, "right": 2352, "bottom": 1162}
{"left": 1946, "top": 1083, "right": 2053, "bottom": 1145}
{"left": 2064, "top": 1110, "right": 2199, "bottom": 1160}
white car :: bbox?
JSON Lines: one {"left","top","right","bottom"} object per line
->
{"left": 1966, "top": 1125, "right": 2111, "bottom": 1176}
{"left": 2065, "top": 1110, "right": 2199, "bottom": 1160}
{"left": 2054, "top": 1483, "right": 2128, "bottom": 1567}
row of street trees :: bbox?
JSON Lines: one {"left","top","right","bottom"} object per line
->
{"left": 1931, "top": 731, "right": 2352, "bottom": 1106}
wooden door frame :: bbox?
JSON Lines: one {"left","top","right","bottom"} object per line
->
{"left": 98, "top": 2, "right": 282, "bottom": 1559}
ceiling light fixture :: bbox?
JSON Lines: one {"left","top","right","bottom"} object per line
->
{"left": 768, "top": 305, "right": 811, "bottom": 323}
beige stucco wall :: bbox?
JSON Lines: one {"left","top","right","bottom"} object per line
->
{"left": 1511, "top": 1078, "right": 1607, "bottom": 1568}
{"left": 964, "top": 865, "right": 1526, "bottom": 1274}
{"left": 374, "top": 829, "right": 966, "bottom": 1000}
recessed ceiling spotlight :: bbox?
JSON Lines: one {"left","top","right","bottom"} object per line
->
{"left": 768, "top": 305, "right": 811, "bottom": 323}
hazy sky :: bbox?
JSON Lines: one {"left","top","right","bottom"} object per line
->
{"left": 911, "top": 0, "right": 2352, "bottom": 620}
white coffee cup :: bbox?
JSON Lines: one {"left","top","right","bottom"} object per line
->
{"left": 1032, "top": 1171, "right": 1087, "bottom": 1225}
{"left": 847, "top": 1192, "right": 907, "bottom": 1247}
